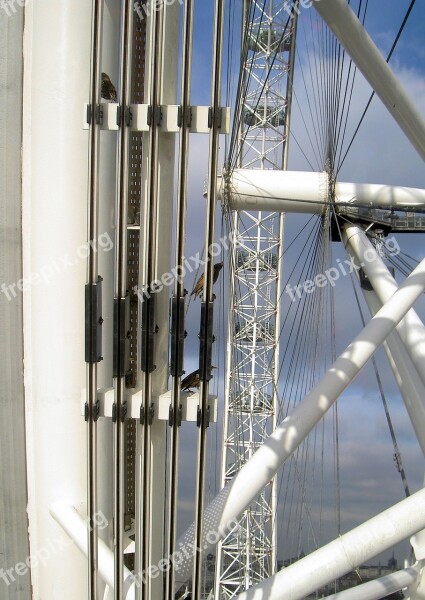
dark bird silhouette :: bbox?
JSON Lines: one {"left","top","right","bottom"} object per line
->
{"left": 181, "top": 369, "right": 201, "bottom": 391}
{"left": 191, "top": 261, "right": 223, "bottom": 300}
{"left": 181, "top": 367, "right": 216, "bottom": 391}
{"left": 101, "top": 72, "right": 117, "bottom": 102}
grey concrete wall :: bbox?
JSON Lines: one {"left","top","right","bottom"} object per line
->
{"left": 0, "top": 6, "right": 31, "bottom": 599}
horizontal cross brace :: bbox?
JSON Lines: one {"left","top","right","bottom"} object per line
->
{"left": 83, "top": 103, "right": 231, "bottom": 133}
{"left": 80, "top": 388, "right": 218, "bottom": 423}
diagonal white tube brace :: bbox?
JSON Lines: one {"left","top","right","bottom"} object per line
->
{"left": 344, "top": 223, "right": 425, "bottom": 390}
{"left": 321, "top": 565, "right": 420, "bottom": 600}
{"left": 235, "top": 492, "right": 425, "bottom": 600}
{"left": 343, "top": 225, "right": 425, "bottom": 455}
{"left": 50, "top": 503, "right": 135, "bottom": 600}
{"left": 174, "top": 256, "right": 425, "bottom": 587}
{"left": 313, "top": 0, "right": 425, "bottom": 162}
{"left": 358, "top": 289, "right": 425, "bottom": 457}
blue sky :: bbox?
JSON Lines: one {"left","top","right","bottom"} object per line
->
{"left": 177, "top": 0, "right": 425, "bottom": 569}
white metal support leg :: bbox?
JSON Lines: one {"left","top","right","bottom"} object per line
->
{"left": 344, "top": 224, "right": 425, "bottom": 390}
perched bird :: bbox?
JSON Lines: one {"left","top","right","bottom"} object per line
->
{"left": 101, "top": 72, "right": 117, "bottom": 102}
{"left": 191, "top": 261, "right": 223, "bottom": 300}
{"left": 181, "top": 369, "right": 201, "bottom": 391}
{"left": 181, "top": 367, "right": 216, "bottom": 391}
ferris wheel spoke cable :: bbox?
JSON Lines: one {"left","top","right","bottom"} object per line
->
{"left": 336, "top": 0, "right": 369, "bottom": 164}
{"left": 273, "top": 222, "right": 341, "bottom": 560}
{"left": 351, "top": 270, "right": 411, "bottom": 499}
{"left": 299, "top": 15, "right": 327, "bottom": 160}
{"left": 274, "top": 221, "right": 324, "bottom": 410}
{"left": 305, "top": 11, "right": 327, "bottom": 161}
{"left": 292, "top": 88, "right": 322, "bottom": 169}
{"left": 332, "top": 1, "right": 365, "bottom": 164}
{"left": 331, "top": 205, "right": 412, "bottom": 499}
{"left": 337, "top": 0, "right": 418, "bottom": 174}
{"left": 383, "top": 246, "right": 419, "bottom": 275}
{"left": 270, "top": 223, "right": 324, "bottom": 419}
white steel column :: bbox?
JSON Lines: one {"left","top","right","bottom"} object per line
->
{"left": 313, "top": 0, "right": 425, "bottom": 162}
{"left": 0, "top": 6, "right": 31, "bottom": 599}
{"left": 342, "top": 226, "right": 425, "bottom": 455}
{"left": 22, "top": 1, "right": 118, "bottom": 597}
{"left": 175, "top": 255, "right": 425, "bottom": 586}
{"left": 50, "top": 503, "right": 135, "bottom": 600}
{"left": 235, "top": 489, "right": 425, "bottom": 600}
{"left": 364, "top": 291, "right": 425, "bottom": 456}
{"left": 344, "top": 223, "right": 425, "bottom": 389}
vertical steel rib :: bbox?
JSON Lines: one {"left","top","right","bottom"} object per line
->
{"left": 86, "top": 1, "right": 103, "bottom": 597}
{"left": 134, "top": 2, "right": 164, "bottom": 599}
{"left": 114, "top": 2, "right": 133, "bottom": 599}
{"left": 192, "top": 0, "right": 225, "bottom": 597}
{"left": 165, "top": 1, "right": 194, "bottom": 598}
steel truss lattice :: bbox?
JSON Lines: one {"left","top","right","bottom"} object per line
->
{"left": 216, "top": 2, "right": 296, "bottom": 597}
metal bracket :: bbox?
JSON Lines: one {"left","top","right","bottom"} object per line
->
{"left": 128, "top": 104, "right": 230, "bottom": 133}
{"left": 95, "top": 104, "right": 103, "bottom": 125}
{"left": 120, "top": 401, "right": 128, "bottom": 423}
{"left": 177, "top": 105, "right": 192, "bottom": 128}
{"left": 140, "top": 288, "right": 157, "bottom": 373}
{"left": 196, "top": 404, "right": 211, "bottom": 429}
{"left": 113, "top": 294, "right": 130, "bottom": 378}
{"left": 199, "top": 301, "right": 214, "bottom": 381}
{"left": 85, "top": 276, "right": 103, "bottom": 363}
{"left": 170, "top": 296, "right": 186, "bottom": 377}
{"left": 148, "top": 402, "right": 155, "bottom": 425}
{"left": 125, "top": 106, "right": 132, "bottom": 127}
{"left": 93, "top": 399, "right": 100, "bottom": 422}
{"left": 168, "top": 403, "right": 183, "bottom": 427}
{"left": 208, "top": 107, "right": 226, "bottom": 130}
{"left": 139, "top": 402, "right": 155, "bottom": 426}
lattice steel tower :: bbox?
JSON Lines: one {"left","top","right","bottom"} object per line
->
{"left": 215, "top": 1, "right": 297, "bottom": 597}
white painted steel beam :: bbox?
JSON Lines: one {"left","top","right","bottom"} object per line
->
{"left": 363, "top": 292, "right": 425, "bottom": 457}
{"left": 342, "top": 233, "right": 425, "bottom": 455}
{"left": 344, "top": 224, "right": 425, "bottom": 390}
{"left": 22, "top": 1, "right": 117, "bottom": 597}
{"left": 174, "top": 255, "right": 425, "bottom": 586}
{"left": 235, "top": 490, "right": 425, "bottom": 600}
{"left": 313, "top": 0, "right": 425, "bottom": 162}
{"left": 0, "top": 8, "right": 31, "bottom": 600}
{"left": 335, "top": 182, "right": 425, "bottom": 209}
{"left": 321, "top": 566, "right": 419, "bottom": 600}
{"left": 50, "top": 504, "right": 135, "bottom": 600}
{"left": 220, "top": 170, "right": 425, "bottom": 212}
